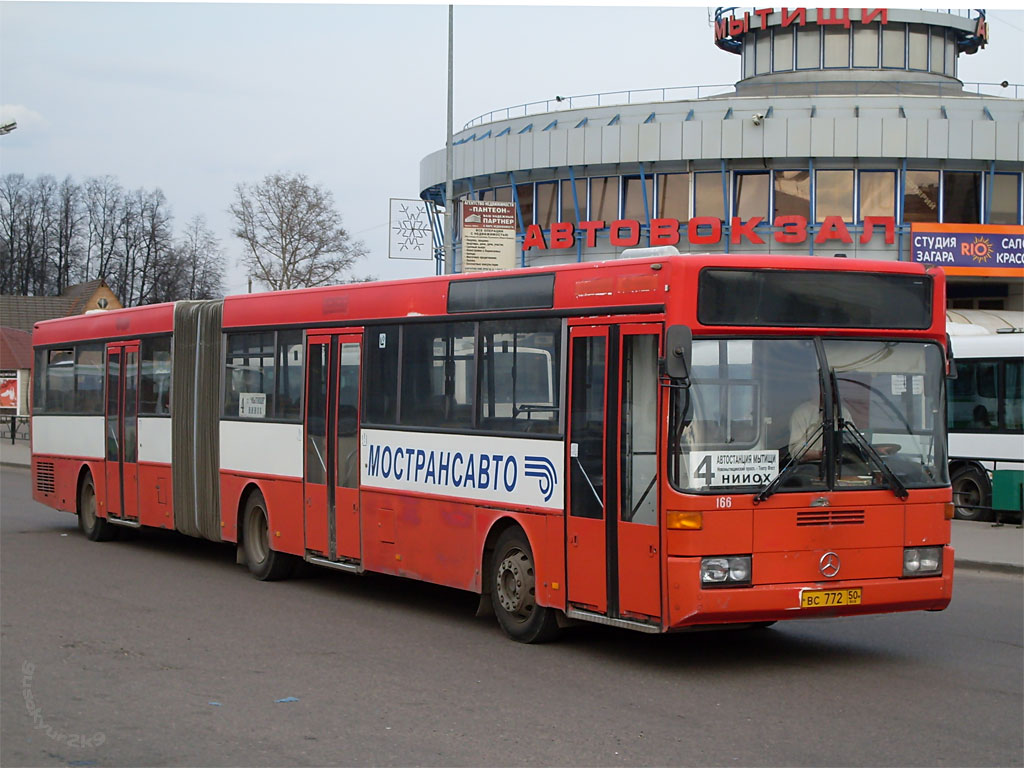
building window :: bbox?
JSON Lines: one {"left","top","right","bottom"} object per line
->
{"left": 930, "top": 27, "right": 946, "bottom": 74}
{"left": 904, "top": 170, "right": 939, "bottom": 222}
{"left": 815, "top": 170, "right": 854, "bottom": 222}
{"left": 944, "top": 29, "right": 956, "bottom": 77}
{"left": 882, "top": 23, "right": 905, "bottom": 68}
{"left": 743, "top": 37, "right": 755, "bottom": 79}
{"left": 908, "top": 24, "right": 928, "bottom": 70}
{"left": 694, "top": 172, "right": 725, "bottom": 221}
{"left": 479, "top": 189, "right": 495, "bottom": 202}
{"left": 657, "top": 173, "right": 689, "bottom": 221}
{"left": 560, "top": 179, "right": 585, "bottom": 223}
{"left": 755, "top": 30, "right": 771, "bottom": 75}
{"left": 774, "top": 170, "right": 811, "bottom": 220}
{"left": 590, "top": 176, "right": 618, "bottom": 222}
{"left": 852, "top": 23, "right": 879, "bottom": 68}
{"left": 773, "top": 27, "right": 794, "bottom": 72}
{"left": 859, "top": 171, "right": 895, "bottom": 220}
{"left": 797, "top": 26, "right": 820, "bottom": 69}
{"left": 516, "top": 183, "right": 534, "bottom": 229}
{"left": 494, "top": 186, "right": 513, "bottom": 203}
{"left": 943, "top": 172, "right": 981, "bottom": 224}
{"left": 536, "top": 182, "right": 557, "bottom": 230}
{"left": 823, "top": 26, "right": 850, "bottom": 68}
{"left": 989, "top": 173, "right": 1021, "bottom": 225}
{"left": 623, "top": 176, "right": 653, "bottom": 222}
{"left": 734, "top": 172, "right": 770, "bottom": 221}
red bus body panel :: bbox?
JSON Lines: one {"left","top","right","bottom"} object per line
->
{"left": 28, "top": 255, "right": 952, "bottom": 634}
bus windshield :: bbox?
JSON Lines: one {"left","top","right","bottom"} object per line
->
{"left": 670, "top": 338, "right": 948, "bottom": 494}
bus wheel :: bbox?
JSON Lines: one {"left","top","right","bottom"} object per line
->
{"left": 951, "top": 466, "right": 992, "bottom": 522}
{"left": 242, "top": 493, "right": 294, "bottom": 581}
{"left": 490, "top": 528, "right": 560, "bottom": 643}
{"left": 78, "top": 474, "right": 116, "bottom": 542}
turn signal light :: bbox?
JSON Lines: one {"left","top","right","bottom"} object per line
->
{"left": 944, "top": 503, "right": 955, "bottom": 520}
{"left": 667, "top": 510, "right": 702, "bottom": 530}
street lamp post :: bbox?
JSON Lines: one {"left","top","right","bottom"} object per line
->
{"left": 444, "top": 5, "right": 454, "bottom": 275}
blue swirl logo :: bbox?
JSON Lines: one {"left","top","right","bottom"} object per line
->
{"left": 524, "top": 456, "right": 558, "bottom": 502}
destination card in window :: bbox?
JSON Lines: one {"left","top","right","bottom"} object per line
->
{"left": 688, "top": 450, "right": 779, "bottom": 488}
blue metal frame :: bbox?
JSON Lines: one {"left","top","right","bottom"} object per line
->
{"left": 897, "top": 157, "right": 907, "bottom": 260}
{"left": 569, "top": 167, "right": 583, "bottom": 262}
{"left": 509, "top": 172, "right": 527, "bottom": 267}
{"left": 721, "top": 160, "right": 730, "bottom": 254}
{"left": 808, "top": 158, "right": 816, "bottom": 255}
{"left": 428, "top": 200, "right": 445, "bottom": 275}
{"left": 639, "top": 165, "right": 652, "bottom": 241}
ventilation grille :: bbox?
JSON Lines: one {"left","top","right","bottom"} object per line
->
{"left": 797, "top": 509, "right": 865, "bottom": 527}
{"left": 36, "top": 462, "right": 55, "bottom": 494}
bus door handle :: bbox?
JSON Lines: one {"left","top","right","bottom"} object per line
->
{"left": 570, "top": 534, "right": 578, "bottom": 547}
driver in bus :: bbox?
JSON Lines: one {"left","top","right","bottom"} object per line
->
{"left": 788, "top": 393, "right": 854, "bottom": 462}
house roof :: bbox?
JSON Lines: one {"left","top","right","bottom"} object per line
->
{"left": 0, "top": 279, "right": 112, "bottom": 333}
{"left": 0, "top": 326, "right": 33, "bottom": 371}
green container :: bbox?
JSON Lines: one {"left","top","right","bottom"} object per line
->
{"left": 991, "top": 469, "right": 1024, "bottom": 514}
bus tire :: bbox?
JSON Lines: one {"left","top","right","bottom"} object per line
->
{"left": 242, "top": 492, "right": 294, "bottom": 581}
{"left": 951, "top": 465, "right": 992, "bottom": 522}
{"left": 78, "top": 473, "right": 116, "bottom": 542}
{"left": 490, "top": 528, "right": 560, "bottom": 643}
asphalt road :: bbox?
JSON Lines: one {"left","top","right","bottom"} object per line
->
{"left": 2, "top": 465, "right": 1022, "bottom": 768}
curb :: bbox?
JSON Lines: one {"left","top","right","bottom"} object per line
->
{"left": 954, "top": 560, "right": 1024, "bottom": 576}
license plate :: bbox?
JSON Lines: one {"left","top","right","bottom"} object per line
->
{"left": 800, "top": 588, "right": 862, "bottom": 608}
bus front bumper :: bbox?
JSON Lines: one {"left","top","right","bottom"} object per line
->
{"left": 665, "top": 547, "right": 955, "bottom": 630}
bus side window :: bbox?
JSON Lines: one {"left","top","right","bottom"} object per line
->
{"left": 74, "top": 344, "right": 105, "bottom": 414}
{"left": 46, "top": 349, "right": 75, "bottom": 414}
{"left": 140, "top": 336, "right": 172, "bottom": 416}
{"left": 32, "top": 349, "right": 46, "bottom": 413}
{"left": 1004, "top": 359, "right": 1022, "bottom": 431}
{"left": 399, "top": 322, "right": 475, "bottom": 429}
{"left": 364, "top": 326, "right": 399, "bottom": 425}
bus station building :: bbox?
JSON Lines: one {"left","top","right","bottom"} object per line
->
{"left": 419, "top": 7, "right": 1024, "bottom": 311}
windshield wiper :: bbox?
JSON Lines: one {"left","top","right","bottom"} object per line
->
{"left": 754, "top": 422, "right": 824, "bottom": 504}
{"left": 839, "top": 418, "right": 909, "bottom": 500}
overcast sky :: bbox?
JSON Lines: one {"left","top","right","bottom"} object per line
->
{"left": 2, "top": 1, "right": 1022, "bottom": 294}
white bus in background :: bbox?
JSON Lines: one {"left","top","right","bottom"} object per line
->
{"left": 946, "top": 309, "right": 1024, "bottom": 522}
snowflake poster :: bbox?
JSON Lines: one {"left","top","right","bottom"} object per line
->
{"left": 388, "top": 199, "right": 435, "bottom": 261}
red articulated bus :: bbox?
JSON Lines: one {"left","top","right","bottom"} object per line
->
{"left": 31, "top": 254, "right": 955, "bottom": 642}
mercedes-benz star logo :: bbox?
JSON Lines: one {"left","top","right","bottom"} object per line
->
{"left": 819, "top": 551, "right": 841, "bottom": 578}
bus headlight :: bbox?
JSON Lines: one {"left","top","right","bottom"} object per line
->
{"left": 701, "top": 556, "right": 752, "bottom": 587}
{"left": 903, "top": 547, "right": 943, "bottom": 577}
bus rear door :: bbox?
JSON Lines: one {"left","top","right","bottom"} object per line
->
{"left": 566, "top": 323, "right": 662, "bottom": 627}
{"left": 304, "top": 332, "right": 362, "bottom": 564}
{"left": 104, "top": 341, "right": 140, "bottom": 524}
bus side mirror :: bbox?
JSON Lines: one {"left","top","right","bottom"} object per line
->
{"left": 664, "top": 325, "right": 692, "bottom": 382}
{"left": 945, "top": 333, "right": 958, "bottom": 380}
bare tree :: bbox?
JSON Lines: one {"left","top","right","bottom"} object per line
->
{"left": 230, "top": 172, "right": 366, "bottom": 291}
{"left": 83, "top": 175, "right": 123, "bottom": 285}
{"left": 53, "top": 176, "right": 86, "bottom": 293}
{"left": 2, "top": 172, "right": 222, "bottom": 305}
{"left": 0, "top": 173, "right": 31, "bottom": 294}
{"left": 177, "top": 214, "right": 225, "bottom": 299}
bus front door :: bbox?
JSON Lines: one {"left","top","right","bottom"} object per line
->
{"left": 304, "top": 333, "right": 362, "bottom": 563}
{"left": 566, "top": 324, "right": 662, "bottom": 625}
{"left": 104, "top": 342, "right": 140, "bottom": 524}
